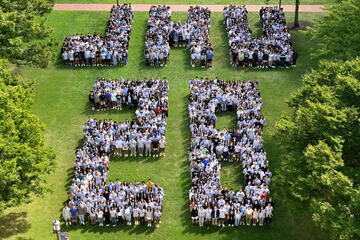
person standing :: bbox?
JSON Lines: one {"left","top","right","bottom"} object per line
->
{"left": 117, "top": 206, "right": 124, "bottom": 225}
{"left": 70, "top": 204, "right": 78, "bottom": 225}
{"left": 190, "top": 205, "right": 198, "bottom": 227}
{"left": 146, "top": 206, "right": 153, "bottom": 227}
{"left": 228, "top": 205, "right": 235, "bottom": 226}
{"left": 122, "top": 139, "right": 129, "bottom": 157}
{"left": 252, "top": 208, "right": 259, "bottom": 226}
{"left": 110, "top": 206, "right": 117, "bottom": 226}
{"left": 159, "top": 137, "right": 166, "bottom": 157}
{"left": 137, "top": 137, "right": 145, "bottom": 157}
{"left": 152, "top": 137, "right": 159, "bottom": 157}
{"left": 85, "top": 48, "right": 91, "bottom": 66}
{"left": 97, "top": 208, "right": 104, "bottom": 226}
{"left": 129, "top": 138, "right": 137, "bottom": 157}
{"left": 112, "top": 50, "right": 118, "bottom": 66}
{"left": 246, "top": 206, "right": 253, "bottom": 226}
{"left": 145, "top": 137, "right": 152, "bottom": 157}
{"left": 62, "top": 205, "right": 71, "bottom": 226}
{"left": 292, "top": 49, "right": 298, "bottom": 67}
{"left": 265, "top": 203, "right": 273, "bottom": 225}
{"left": 240, "top": 205, "right": 246, "bottom": 225}
{"left": 154, "top": 208, "right": 162, "bottom": 228}
{"left": 198, "top": 206, "right": 205, "bottom": 227}
{"left": 259, "top": 206, "right": 265, "bottom": 226}
{"left": 78, "top": 202, "right": 86, "bottom": 225}
{"left": 123, "top": 50, "right": 128, "bottom": 66}
{"left": 218, "top": 205, "right": 226, "bottom": 227}
{"left": 234, "top": 207, "right": 241, "bottom": 226}
{"left": 124, "top": 205, "right": 132, "bottom": 226}
{"left": 133, "top": 205, "right": 140, "bottom": 225}
{"left": 205, "top": 206, "right": 212, "bottom": 226}
{"left": 146, "top": 179, "right": 154, "bottom": 190}
{"left": 89, "top": 207, "right": 97, "bottom": 225}
{"left": 104, "top": 206, "right": 111, "bottom": 226}
{"left": 139, "top": 206, "right": 146, "bottom": 226}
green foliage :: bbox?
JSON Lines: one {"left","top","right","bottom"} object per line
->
{"left": 0, "top": 0, "right": 56, "bottom": 68}
{"left": 304, "top": 0, "right": 360, "bottom": 61}
{"left": 275, "top": 58, "right": 360, "bottom": 239}
{"left": 0, "top": 59, "right": 56, "bottom": 214}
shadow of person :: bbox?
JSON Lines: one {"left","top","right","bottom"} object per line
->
{"left": 0, "top": 212, "right": 31, "bottom": 240}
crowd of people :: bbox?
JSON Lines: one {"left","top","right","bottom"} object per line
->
{"left": 88, "top": 77, "right": 169, "bottom": 157}
{"left": 63, "top": 179, "right": 164, "bottom": 228}
{"left": 188, "top": 77, "right": 274, "bottom": 227}
{"left": 62, "top": 77, "right": 168, "bottom": 228}
{"left": 224, "top": 5, "right": 297, "bottom": 68}
{"left": 61, "top": 4, "right": 133, "bottom": 67}
{"left": 145, "top": 5, "right": 172, "bottom": 67}
{"left": 145, "top": 5, "right": 213, "bottom": 68}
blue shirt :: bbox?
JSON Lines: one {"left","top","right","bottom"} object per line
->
{"left": 207, "top": 51, "right": 213, "bottom": 60}
{"left": 70, "top": 207, "right": 78, "bottom": 217}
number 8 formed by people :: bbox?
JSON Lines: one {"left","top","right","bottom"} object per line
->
{"left": 188, "top": 78, "right": 274, "bottom": 228}
{"left": 63, "top": 77, "right": 168, "bottom": 229}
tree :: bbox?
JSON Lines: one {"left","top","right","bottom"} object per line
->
{"left": 274, "top": 58, "right": 360, "bottom": 239}
{"left": 0, "top": 0, "right": 56, "bottom": 68}
{"left": 304, "top": 0, "right": 360, "bottom": 61}
{"left": 293, "top": 0, "right": 300, "bottom": 28}
{"left": 0, "top": 59, "right": 56, "bottom": 214}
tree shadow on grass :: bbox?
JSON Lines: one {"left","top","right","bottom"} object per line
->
{"left": 57, "top": 221, "right": 157, "bottom": 235}
{"left": 0, "top": 212, "right": 31, "bottom": 240}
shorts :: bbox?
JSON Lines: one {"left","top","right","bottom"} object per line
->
{"left": 191, "top": 216, "right": 198, "bottom": 220}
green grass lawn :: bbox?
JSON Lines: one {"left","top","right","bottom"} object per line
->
{"left": 55, "top": 0, "right": 335, "bottom": 6}
{"left": 0, "top": 10, "right": 328, "bottom": 240}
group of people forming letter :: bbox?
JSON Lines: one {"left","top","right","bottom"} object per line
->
{"left": 224, "top": 5, "right": 297, "bottom": 68}
{"left": 61, "top": 4, "right": 133, "bottom": 67}
{"left": 188, "top": 77, "right": 274, "bottom": 227}
{"left": 63, "top": 77, "right": 168, "bottom": 228}
{"left": 145, "top": 5, "right": 213, "bottom": 68}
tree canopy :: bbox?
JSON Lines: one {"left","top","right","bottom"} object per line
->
{"left": 305, "top": 0, "right": 360, "bottom": 61}
{"left": 0, "top": 59, "right": 56, "bottom": 213}
{"left": 0, "top": 0, "right": 56, "bottom": 67}
{"left": 275, "top": 58, "right": 360, "bottom": 239}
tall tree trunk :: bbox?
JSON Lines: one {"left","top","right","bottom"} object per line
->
{"left": 279, "top": 0, "right": 282, "bottom": 8}
{"left": 294, "top": 0, "right": 300, "bottom": 28}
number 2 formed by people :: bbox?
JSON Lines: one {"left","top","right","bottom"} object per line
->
{"left": 188, "top": 78, "right": 273, "bottom": 227}
{"left": 67, "top": 77, "right": 168, "bottom": 228}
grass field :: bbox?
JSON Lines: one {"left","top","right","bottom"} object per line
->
{"left": 55, "top": 0, "right": 335, "bottom": 6}
{"left": 0, "top": 9, "right": 328, "bottom": 240}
